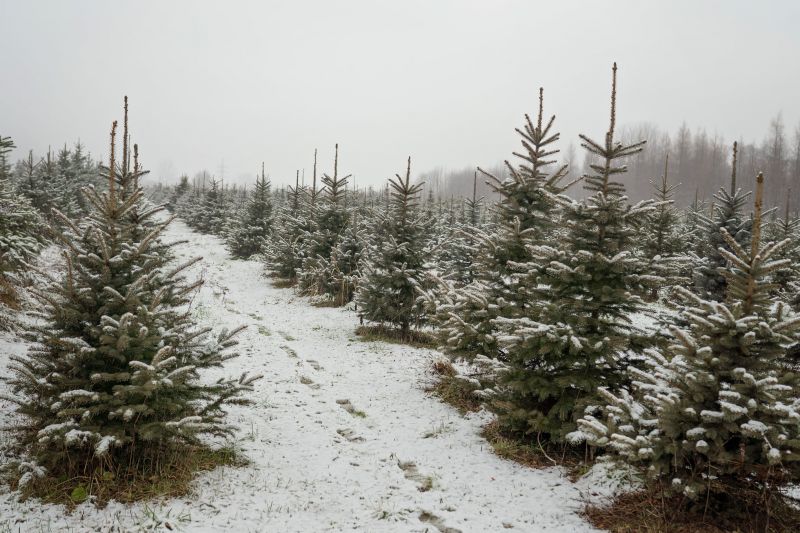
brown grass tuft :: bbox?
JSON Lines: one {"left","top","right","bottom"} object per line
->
{"left": 354, "top": 324, "right": 436, "bottom": 348}
{"left": 584, "top": 482, "right": 800, "bottom": 533}
{"left": 13, "top": 444, "right": 245, "bottom": 508}
{"left": 426, "top": 362, "right": 483, "bottom": 415}
{"left": 271, "top": 278, "right": 296, "bottom": 289}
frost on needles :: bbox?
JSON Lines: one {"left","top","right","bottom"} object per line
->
{"left": 2, "top": 100, "right": 262, "bottom": 486}
{"left": 576, "top": 172, "right": 800, "bottom": 501}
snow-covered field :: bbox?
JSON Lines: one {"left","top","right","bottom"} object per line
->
{"left": 0, "top": 219, "right": 617, "bottom": 532}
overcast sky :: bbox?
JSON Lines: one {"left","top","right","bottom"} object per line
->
{"left": 1, "top": 0, "right": 798, "bottom": 187}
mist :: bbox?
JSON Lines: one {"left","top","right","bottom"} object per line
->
{"left": 2, "top": 0, "right": 799, "bottom": 193}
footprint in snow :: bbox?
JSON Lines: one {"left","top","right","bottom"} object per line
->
{"left": 336, "top": 428, "right": 364, "bottom": 443}
{"left": 418, "top": 511, "right": 462, "bottom": 533}
{"left": 336, "top": 399, "right": 366, "bottom": 418}
{"left": 300, "top": 376, "right": 320, "bottom": 390}
{"left": 398, "top": 460, "right": 435, "bottom": 492}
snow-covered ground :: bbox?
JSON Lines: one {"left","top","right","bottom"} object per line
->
{"left": 0, "top": 219, "right": 617, "bottom": 532}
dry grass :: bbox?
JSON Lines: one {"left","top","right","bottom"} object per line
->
{"left": 15, "top": 444, "right": 244, "bottom": 508}
{"left": 354, "top": 324, "right": 436, "bottom": 348}
{"left": 480, "top": 421, "right": 588, "bottom": 475}
{"left": 271, "top": 278, "right": 296, "bottom": 289}
{"left": 585, "top": 483, "right": 800, "bottom": 533}
{"left": 426, "top": 360, "right": 483, "bottom": 415}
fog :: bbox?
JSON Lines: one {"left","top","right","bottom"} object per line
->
{"left": 1, "top": 0, "right": 799, "bottom": 189}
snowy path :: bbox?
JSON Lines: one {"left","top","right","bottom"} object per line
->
{"left": 1, "top": 219, "right": 608, "bottom": 532}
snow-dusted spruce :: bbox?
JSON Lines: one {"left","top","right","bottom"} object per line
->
{"left": 0, "top": 135, "right": 43, "bottom": 330}
{"left": 490, "top": 64, "right": 662, "bottom": 442}
{"left": 2, "top": 115, "right": 261, "bottom": 487}
{"left": 642, "top": 154, "right": 687, "bottom": 298}
{"left": 265, "top": 172, "right": 309, "bottom": 282}
{"left": 189, "top": 178, "right": 228, "bottom": 235}
{"left": 765, "top": 193, "right": 800, "bottom": 303}
{"left": 324, "top": 211, "right": 365, "bottom": 305}
{"left": 298, "top": 145, "right": 353, "bottom": 301}
{"left": 226, "top": 163, "right": 273, "bottom": 259}
{"left": 167, "top": 174, "right": 190, "bottom": 211}
{"left": 577, "top": 173, "right": 800, "bottom": 501}
{"left": 356, "top": 157, "right": 427, "bottom": 336}
{"left": 692, "top": 142, "right": 753, "bottom": 301}
{"left": 428, "top": 172, "right": 485, "bottom": 287}
{"left": 422, "top": 88, "right": 575, "bottom": 360}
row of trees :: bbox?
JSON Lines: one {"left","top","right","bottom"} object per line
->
{"left": 419, "top": 113, "right": 800, "bottom": 214}
{"left": 163, "top": 64, "right": 800, "bottom": 521}
{"left": 0, "top": 100, "right": 259, "bottom": 501}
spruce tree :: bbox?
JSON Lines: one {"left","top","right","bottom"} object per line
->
{"left": 227, "top": 164, "right": 273, "bottom": 259}
{"left": 2, "top": 111, "right": 260, "bottom": 489}
{"left": 0, "top": 136, "right": 43, "bottom": 331}
{"left": 491, "top": 64, "right": 660, "bottom": 442}
{"left": 356, "top": 158, "right": 426, "bottom": 335}
{"left": 265, "top": 171, "right": 307, "bottom": 282}
{"left": 766, "top": 192, "right": 800, "bottom": 299}
{"left": 693, "top": 142, "right": 753, "bottom": 301}
{"left": 643, "top": 154, "right": 687, "bottom": 298}
{"left": 423, "top": 88, "right": 574, "bottom": 359}
{"left": 578, "top": 173, "right": 800, "bottom": 504}
{"left": 298, "top": 145, "right": 351, "bottom": 298}
{"left": 191, "top": 178, "right": 227, "bottom": 235}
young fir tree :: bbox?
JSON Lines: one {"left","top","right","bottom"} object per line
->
{"left": 168, "top": 175, "right": 190, "bottom": 210}
{"left": 326, "top": 210, "right": 366, "bottom": 305}
{"left": 265, "top": 171, "right": 307, "bottom": 282}
{"left": 643, "top": 154, "right": 687, "bottom": 298}
{"left": 356, "top": 158, "right": 427, "bottom": 335}
{"left": 765, "top": 192, "right": 800, "bottom": 300}
{"left": 422, "top": 88, "right": 574, "bottom": 359}
{"left": 191, "top": 178, "right": 228, "bottom": 235}
{"left": 298, "top": 145, "right": 351, "bottom": 298}
{"left": 693, "top": 142, "right": 753, "bottom": 301}
{"left": 226, "top": 163, "right": 273, "bottom": 259}
{"left": 577, "top": 173, "right": 800, "bottom": 504}
{"left": 490, "top": 64, "right": 660, "bottom": 443}
{"left": 0, "top": 136, "right": 43, "bottom": 330}
{"left": 429, "top": 172, "right": 485, "bottom": 287}
{"left": 2, "top": 114, "right": 260, "bottom": 488}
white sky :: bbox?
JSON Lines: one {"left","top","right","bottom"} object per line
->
{"left": 1, "top": 0, "right": 798, "bottom": 186}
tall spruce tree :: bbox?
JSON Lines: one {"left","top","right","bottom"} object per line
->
{"left": 423, "top": 88, "right": 574, "bottom": 359}
{"left": 356, "top": 158, "right": 426, "bottom": 335}
{"left": 490, "top": 64, "right": 660, "bottom": 442}
{"left": 578, "top": 173, "right": 800, "bottom": 504}
{"left": 2, "top": 109, "right": 260, "bottom": 488}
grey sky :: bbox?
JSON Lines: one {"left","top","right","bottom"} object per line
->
{"left": 1, "top": 0, "right": 798, "bottom": 187}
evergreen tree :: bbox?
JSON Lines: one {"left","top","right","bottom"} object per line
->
{"left": 491, "top": 64, "right": 660, "bottom": 442}
{"left": 423, "top": 88, "right": 574, "bottom": 359}
{"left": 2, "top": 113, "right": 260, "bottom": 487}
{"left": 227, "top": 164, "right": 273, "bottom": 259}
{"left": 578, "top": 173, "right": 800, "bottom": 504}
{"left": 298, "top": 145, "right": 351, "bottom": 297}
{"left": 265, "top": 171, "right": 307, "bottom": 282}
{"left": 191, "top": 178, "right": 227, "bottom": 235}
{"left": 643, "top": 154, "right": 687, "bottom": 299}
{"left": 168, "top": 175, "right": 190, "bottom": 210}
{"left": 0, "top": 136, "right": 43, "bottom": 330}
{"left": 766, "top": 192, "right": 800, "bottom": 300}
{"left": 693, "top": 142, "right": 753, "bottom": 301}
{"left": 356, "top": 158, "right": 427, "bottom": 335}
